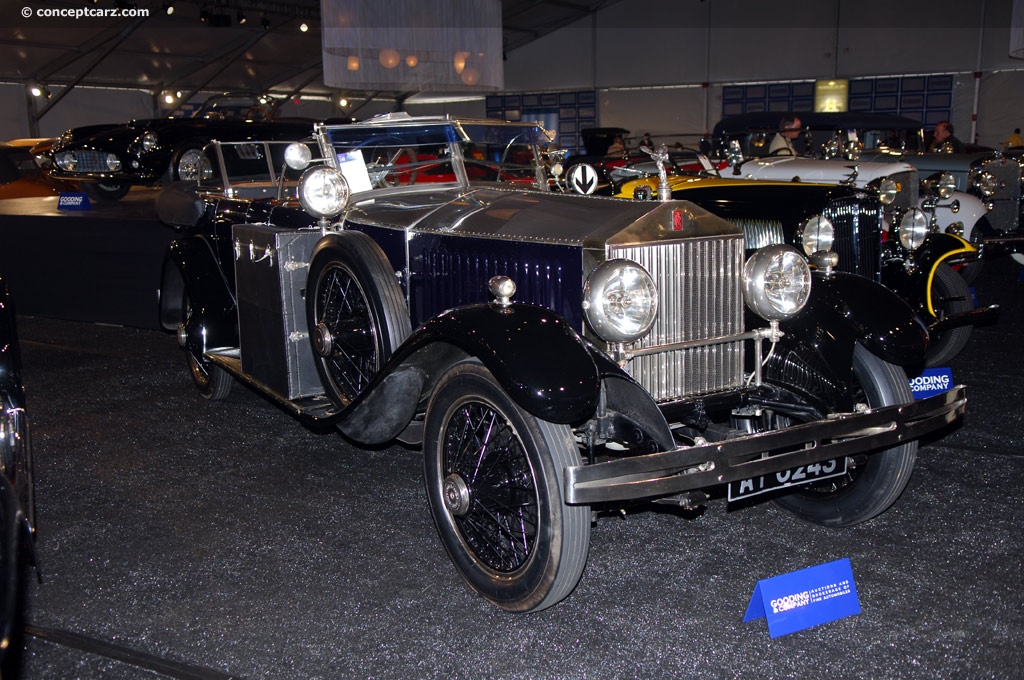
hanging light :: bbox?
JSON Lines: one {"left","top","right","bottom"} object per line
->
{"left": 299, "top": 21, "right": 309, "bottom": 32}
{"left": 236, "top": 9, "right": 247, "bottom": 25}
{"left": 162, "top": 1, "right": 174, "bottom": 15}
{"left": 378, "top": 48, "right": 400, "bottom": 69}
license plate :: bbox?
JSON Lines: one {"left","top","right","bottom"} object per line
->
{"left": 728, "top": 458, "right": 848, "bottom": 502}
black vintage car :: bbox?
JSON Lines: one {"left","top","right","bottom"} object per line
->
{"left": 614, "top": 167, "right": 998, "bottom": 367}
{"left": 0, "top": 276, "right": 37, "bottom": 672}
{"left": 711, "top": 111, "right": 1024, "bottom": 280}
{"left": 156, "top": 114, "right": 965, "bottom": 613}
{"left": 45, "top": 95, "right": 314, "bottom": 201}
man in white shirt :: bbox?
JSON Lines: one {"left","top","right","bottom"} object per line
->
{"left": 769, "top": 114, "right": 802, "bottom": 155}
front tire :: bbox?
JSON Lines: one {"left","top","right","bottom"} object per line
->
{"left": 424, "top": 361, "right": 590, "bottom": 612}
{"left": 924, "top": 262, "right": 973, "bottom": 367}
{"left": 774, "top": 344, "right": 917, "bottom": 527}
{"left": 80, "top": 180, "right": 130, "bottom": 202}
{"left": 171, "top": 144, "right": 212, "bottom": 182}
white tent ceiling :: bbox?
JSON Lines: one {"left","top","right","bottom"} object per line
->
{"left": 2, "top": 0, "right": 623, "bottom": 110}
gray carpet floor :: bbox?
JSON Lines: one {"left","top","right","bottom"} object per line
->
{"left": 11, "top": 256, "right": 1023, "bottom": 679}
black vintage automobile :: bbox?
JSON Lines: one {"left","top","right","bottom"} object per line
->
{"left": 156, "top": 115, "right": 965, "bottom": 613}
{"left": 614, "top": 165, "right": 998, "bottom": 367}
{"left": 45, "top": 95, "right": 314, "bottom": 201}
{"left": 0, "top": 276, "right": 37, "bottom": 672}
{"left": 710, "top": 111, "right": 1024, "bottom": 280}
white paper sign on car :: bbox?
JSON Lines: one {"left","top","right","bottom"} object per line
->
{"left": 336, "top": 151, "right": 373, "bottom": 193}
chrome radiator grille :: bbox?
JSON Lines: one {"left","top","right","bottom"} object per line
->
{"left": 609, "top": 235, "right": 746, "bottom": 402}
{"left": 734, "top": 219, "right": 784, "bottom": 251}
{"left": 824, "top": 196, "right": 882, "bottom": 279}
{"left": 67, "top": 151, "right": 114, "bottom": 173}
{"left": 889, "top": 170, "right": 919, "bottom": 214}
{"left": 975, "top": 158, "right": 1022, "bottom": 232}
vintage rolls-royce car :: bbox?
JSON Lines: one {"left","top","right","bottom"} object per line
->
{"left": 156, "top": 115, "right": 965, "bottom": 613}
{"left": 613, "top": 163, "right": 997, "bottom": 367}
{"left": 45, "top": 95, "right": 314, "bottom": 202}
{"left": 0, "top": 275, "right": 37, "bottom": 671}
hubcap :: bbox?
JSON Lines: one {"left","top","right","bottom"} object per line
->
{"left": 312, "top": 321, "right": 333, "bottom": 357}
{"left": 442, "top": 473, "right": 471, "bottom": 516}
{"left": 176, "top": 322, "right": 188, "bottom": 349}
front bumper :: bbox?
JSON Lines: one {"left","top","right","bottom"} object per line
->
{"left": 564, "top": 385, "right": 965, "bottom": 504}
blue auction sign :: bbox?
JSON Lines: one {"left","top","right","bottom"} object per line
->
{"left": 908, "top": 367, "right": 954, "bottom": 400}
{"left": 57, "top": 192, "right": 92, "bottom": 210}
{"left": 743, "top": 558, "right": 861, "bottom": 638}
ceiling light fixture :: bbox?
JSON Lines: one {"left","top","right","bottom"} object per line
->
{"left": 299, "top": 22, "right": 309, "bottom": 32}
{"left": 162, "top": 1, "right": 174, "bottom": 15}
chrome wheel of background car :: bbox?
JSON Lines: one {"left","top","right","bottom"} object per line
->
{"left": 305, "top": 231, "right": 410, "bottom": 407}
{"left": 174, "top": 148, "right": 212, "bottom": 182}
{"left": 773, "top": 344, "right": 917, "bottom": 527}
{"left": 924, "top": 263, "right": 974, "bottom": 367}
{"left": 80, "top": 181, "right": 130, "bottom": 202}
{"left": 180, "top": 293, "right": 232, "bottom": 400}
{"left": 423, "top": 360, "right": 590, "bottom": 613}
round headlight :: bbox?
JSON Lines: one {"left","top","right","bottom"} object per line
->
{"left": 897, "top": 208, "right": 930, "bottom": 251}
{"left": 877, "top": 178, "right": 898, "bottom": 205}
{"left": 298, "top": 166, "right": 350, "bottom": 219}
{"left": 284, "top": 143, "right": 312, "bottom": 171}
{"left": 582, "top": 259, "right": 658, "bottom": 343}
{"left": 140, "top": 131, "right": 158, "bottom": 152}
{"left": 934, "top": 172, "right": 957, "bottom": 199}
{"left": 972, "top": 171, "right": 999, "bottom": 197}
{"left": 743, "top": 245, "right": 811, "bottom": 321}
{"left": 798, "top": 214, "right": 835, "bottom": 256}
{"left": 105, "top": 153, "right": 121, "bottom": 172}
{"left": 55, "top": 152, "right": 76, "bottom": 171}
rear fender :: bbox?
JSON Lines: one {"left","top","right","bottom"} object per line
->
{"left": 163, "top": 237, "right": 237, "bottom": 352}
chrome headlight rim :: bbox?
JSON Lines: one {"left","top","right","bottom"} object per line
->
{"left": 934, "top": 172, "right": 957, "bottom": 199}
{"left": 298, "top": 166, "right": 351, "bottom": 219}
{"left": 743, "top": 245, "right": 812, "bottom": 321}
{"left": 877, "top": 178, "right": 898, "bottom": 205}
{"left": 797, "top": 214, "right": 835, "bottom": 256}
{"left": 54, "top": 152, "right": 76, "bottom": 171}
{"left": 582, "top": 259, "right": 659, "bottom": 344}
{"left": 897, "top": 208, "right": 930, "bottom": 251}
{"left": 971, "top": 170, "right": 999, "bottom": 197}
{"left": 140, "top": 131, "right": 159, "bottom": 152}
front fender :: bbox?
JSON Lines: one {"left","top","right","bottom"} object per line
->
{"left": 776, "top": 270, "right": 928, "bottom": 382}
{"left": 882, "top": 233, "right": 976, "bottom": 316}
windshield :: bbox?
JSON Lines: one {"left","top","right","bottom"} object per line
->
{"left": 323, "top": 119, "right": 550, "bottom": 191}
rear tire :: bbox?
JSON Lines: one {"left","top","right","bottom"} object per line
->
{"left": 774, "top": 344, "right": 917, "bottom": 527}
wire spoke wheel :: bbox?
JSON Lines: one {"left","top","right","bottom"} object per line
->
{"left": 424, "top": 361, "right": 590, "bottom": 613}
{"left": 441, "top": 400, "right": 538, "bottom": 573}
{"left": 312, "top": 262, "right": 380, "bottom": 402}
{"left": 306, "top": 231, "right": 411, "bottom": 408}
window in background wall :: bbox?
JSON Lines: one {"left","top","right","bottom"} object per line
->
{"left": 487, "top": 90, "right": 596, "bottom": 155}
{"left": 722, "top": 75, "right": 952, "bottom": 126}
